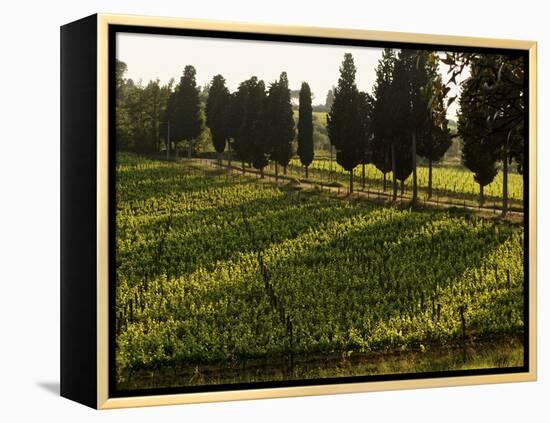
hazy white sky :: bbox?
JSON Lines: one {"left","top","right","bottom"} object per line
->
{"left": 117, "top": 32, "right": 465, "bottom": 120}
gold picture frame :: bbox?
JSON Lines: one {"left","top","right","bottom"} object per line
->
{"left": 60, "top": 13, "right": 537, "bottom": 409}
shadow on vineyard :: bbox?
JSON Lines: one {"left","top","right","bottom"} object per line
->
{"left": 117, "top": 184, "right": 372, "bottom": 282}
{"left": 115, "top": 154, "right": 524, "bottom": 390}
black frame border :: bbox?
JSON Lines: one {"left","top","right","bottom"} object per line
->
{"left": 107, "top": 23, "right": 530, "bottom": 399}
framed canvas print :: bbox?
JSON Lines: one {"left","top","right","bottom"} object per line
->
{"left": 60, "top": 13, "right": 537, "bottom": 409}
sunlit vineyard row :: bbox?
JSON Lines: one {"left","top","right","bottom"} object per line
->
{"left": 115, "top": 153, "right": 524, "bottom": 384}
{"left": 282, "top": 158, "right": 523, "bottom": 205}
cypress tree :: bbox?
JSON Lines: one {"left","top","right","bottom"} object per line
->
{"left": 327, "top": 53, "right": 364, "bottom": 193}
{"left": 458, "top": 77, "right": 499, "bottom": 206}
{"left": 226, "top": 91, "right": 246, "bottom": 169}
{"left": 371, "top": 49, "right": 397, "bottom": 194}
{"left": 232, "top": 79, "right": 256, "bottom": 171}
{"left": 297, "top": 82, "right": 314, "bottom": 178}
{"left": 171, "top": 65, "right": 203, "bottom": 158}
{"left": 267, "top": 72, "right": 295, "bottom": 179}
{"left": 358, "top": 91, "right": 374, "bottom": 189}
{"left": 238, "top": 77, "right": 269, "bottom": 177}
{"left": 416, "top": 53, "right": 452, "bottom": 199}
{"left": 391, "top": 50, "right": 415, "bottom": 199}
{"left": 206, "top": 74, "right": 231, "bottom": 164}
{"left": 278, "top": 72, "right": 295, "bottom": 175}
{"left": 392, "top": 49, "right": 440, "bottom": 203}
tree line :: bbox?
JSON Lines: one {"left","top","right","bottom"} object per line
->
{"left": 115, "top": 47, "right": 524, "bottom": 216}
{"left": 201, "top": 70, "right": 307, "bottom": 180}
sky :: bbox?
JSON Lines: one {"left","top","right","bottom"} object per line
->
{"left": 117, "top": 32, "right": 466, "bottom": 120}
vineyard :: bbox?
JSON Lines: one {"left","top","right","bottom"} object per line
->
{"left": 281, "top": 159, "right": 523, "bottom": 209}
{"left": 115, "top": 153, "right": 524, "bottom": 389}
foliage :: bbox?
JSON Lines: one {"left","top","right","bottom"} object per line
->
{"left": 327, "top": 53, "right": 366, "bottom": 191}
{"left": 390, "top": 50, "right": 415, "bottom": 184}
{"left": 285, "top": 157, "right": 523, "bottom": 205}
{"left": 458, "top": 75, "right": 499, "bottom": 204}
{"left": 167, "top": 65, "right": 203, "bottom": 155}
{"left": 371, "top": 49, "right": 397, "bottom": 178}
{"left": 358, "top": 91, "right": 374, "bottom": 165}
{"left": 449, "top": 53, "right": 525, "bottom": 213}
{"left": 416, "top": 55, "right": 452, "bottom": 163}
{"left": 236, "top": 77, "right": 269, "bottom": 170}
{"left": 325, "top": 86, "right": 335, "bottom": 109}
{"left": 206, "top": 74, "right": 231, "bottom": 156}
{"left": 116, "top": 59, "right": 173, "bottom": 153}
{"left": 115, "top": 154, "right": 524, "bottom": 383}
{"left": 266, "top": 72, "right": 295, "bottom": 170}
{"left": 115, "top": 51, "right": 524, "bottom": 214}
{"left": 297, "top": 82, "right": 314, "bottom": 171}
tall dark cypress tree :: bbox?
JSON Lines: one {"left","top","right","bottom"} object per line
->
{"left": 371, "top": 49, "right": 397, "bottom": 194}
{"left": 226, "top": 90, "right": 246, "bottom": 170}
{"left": 417, "top": 58, "right": 452, "bottom": 198}
{"left": 458, "top": 76, "right": 499, "bottom": 206}
{"left": 297, "top": 82, "right": 314, "bottom": 178}
{"left": 206, "top": 74, "right": 231, "bottom": 164}
{"left": 327, "top": 53, "right": 364, "bottom": 193}
{"left": 232, "top": 79, "right": 255, "bottom": 171}
{"left": 358, "top": 91, "right": 374, "bottom": 189}
{"left": 409, "top": 50, "right": 428, "bottom": 203}
{"left": 391, "top": 50, "right": 415, "bottom": 198}
{"left": 267, "top": 72, "right": 295, "bottom": 179}
{"left": 171, "top": 65, "right": 203, "bottom": 158}
{"left": 251, "top": 80, "right": 269, "bottom": 177}
{"left": 416, "top": 55, "right": 452, "bottom": 199}
{"left": 392, "top": 49, "right": 438, "bottom": 203}
{"left": 238, "top": 77, "right": 269, "bottom": 177}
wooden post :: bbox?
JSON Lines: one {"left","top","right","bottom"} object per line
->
{"left": 412, "top": 132, "right": 417, "bottom": 203}
{"left": 166, "top": 120, "right": 171, "bottom": 159}
{"left": 427, "top": 157, "right": 432, "bottom": 199}
{"left": 502, "top": 152, "right": 509, "bottom": 216}
{"left": 391, "top": 143, "right": 397, "bottom": 202}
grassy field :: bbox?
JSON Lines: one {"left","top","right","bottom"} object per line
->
{"left": 115, "top": 153, "right": 524, "bottom": 389}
